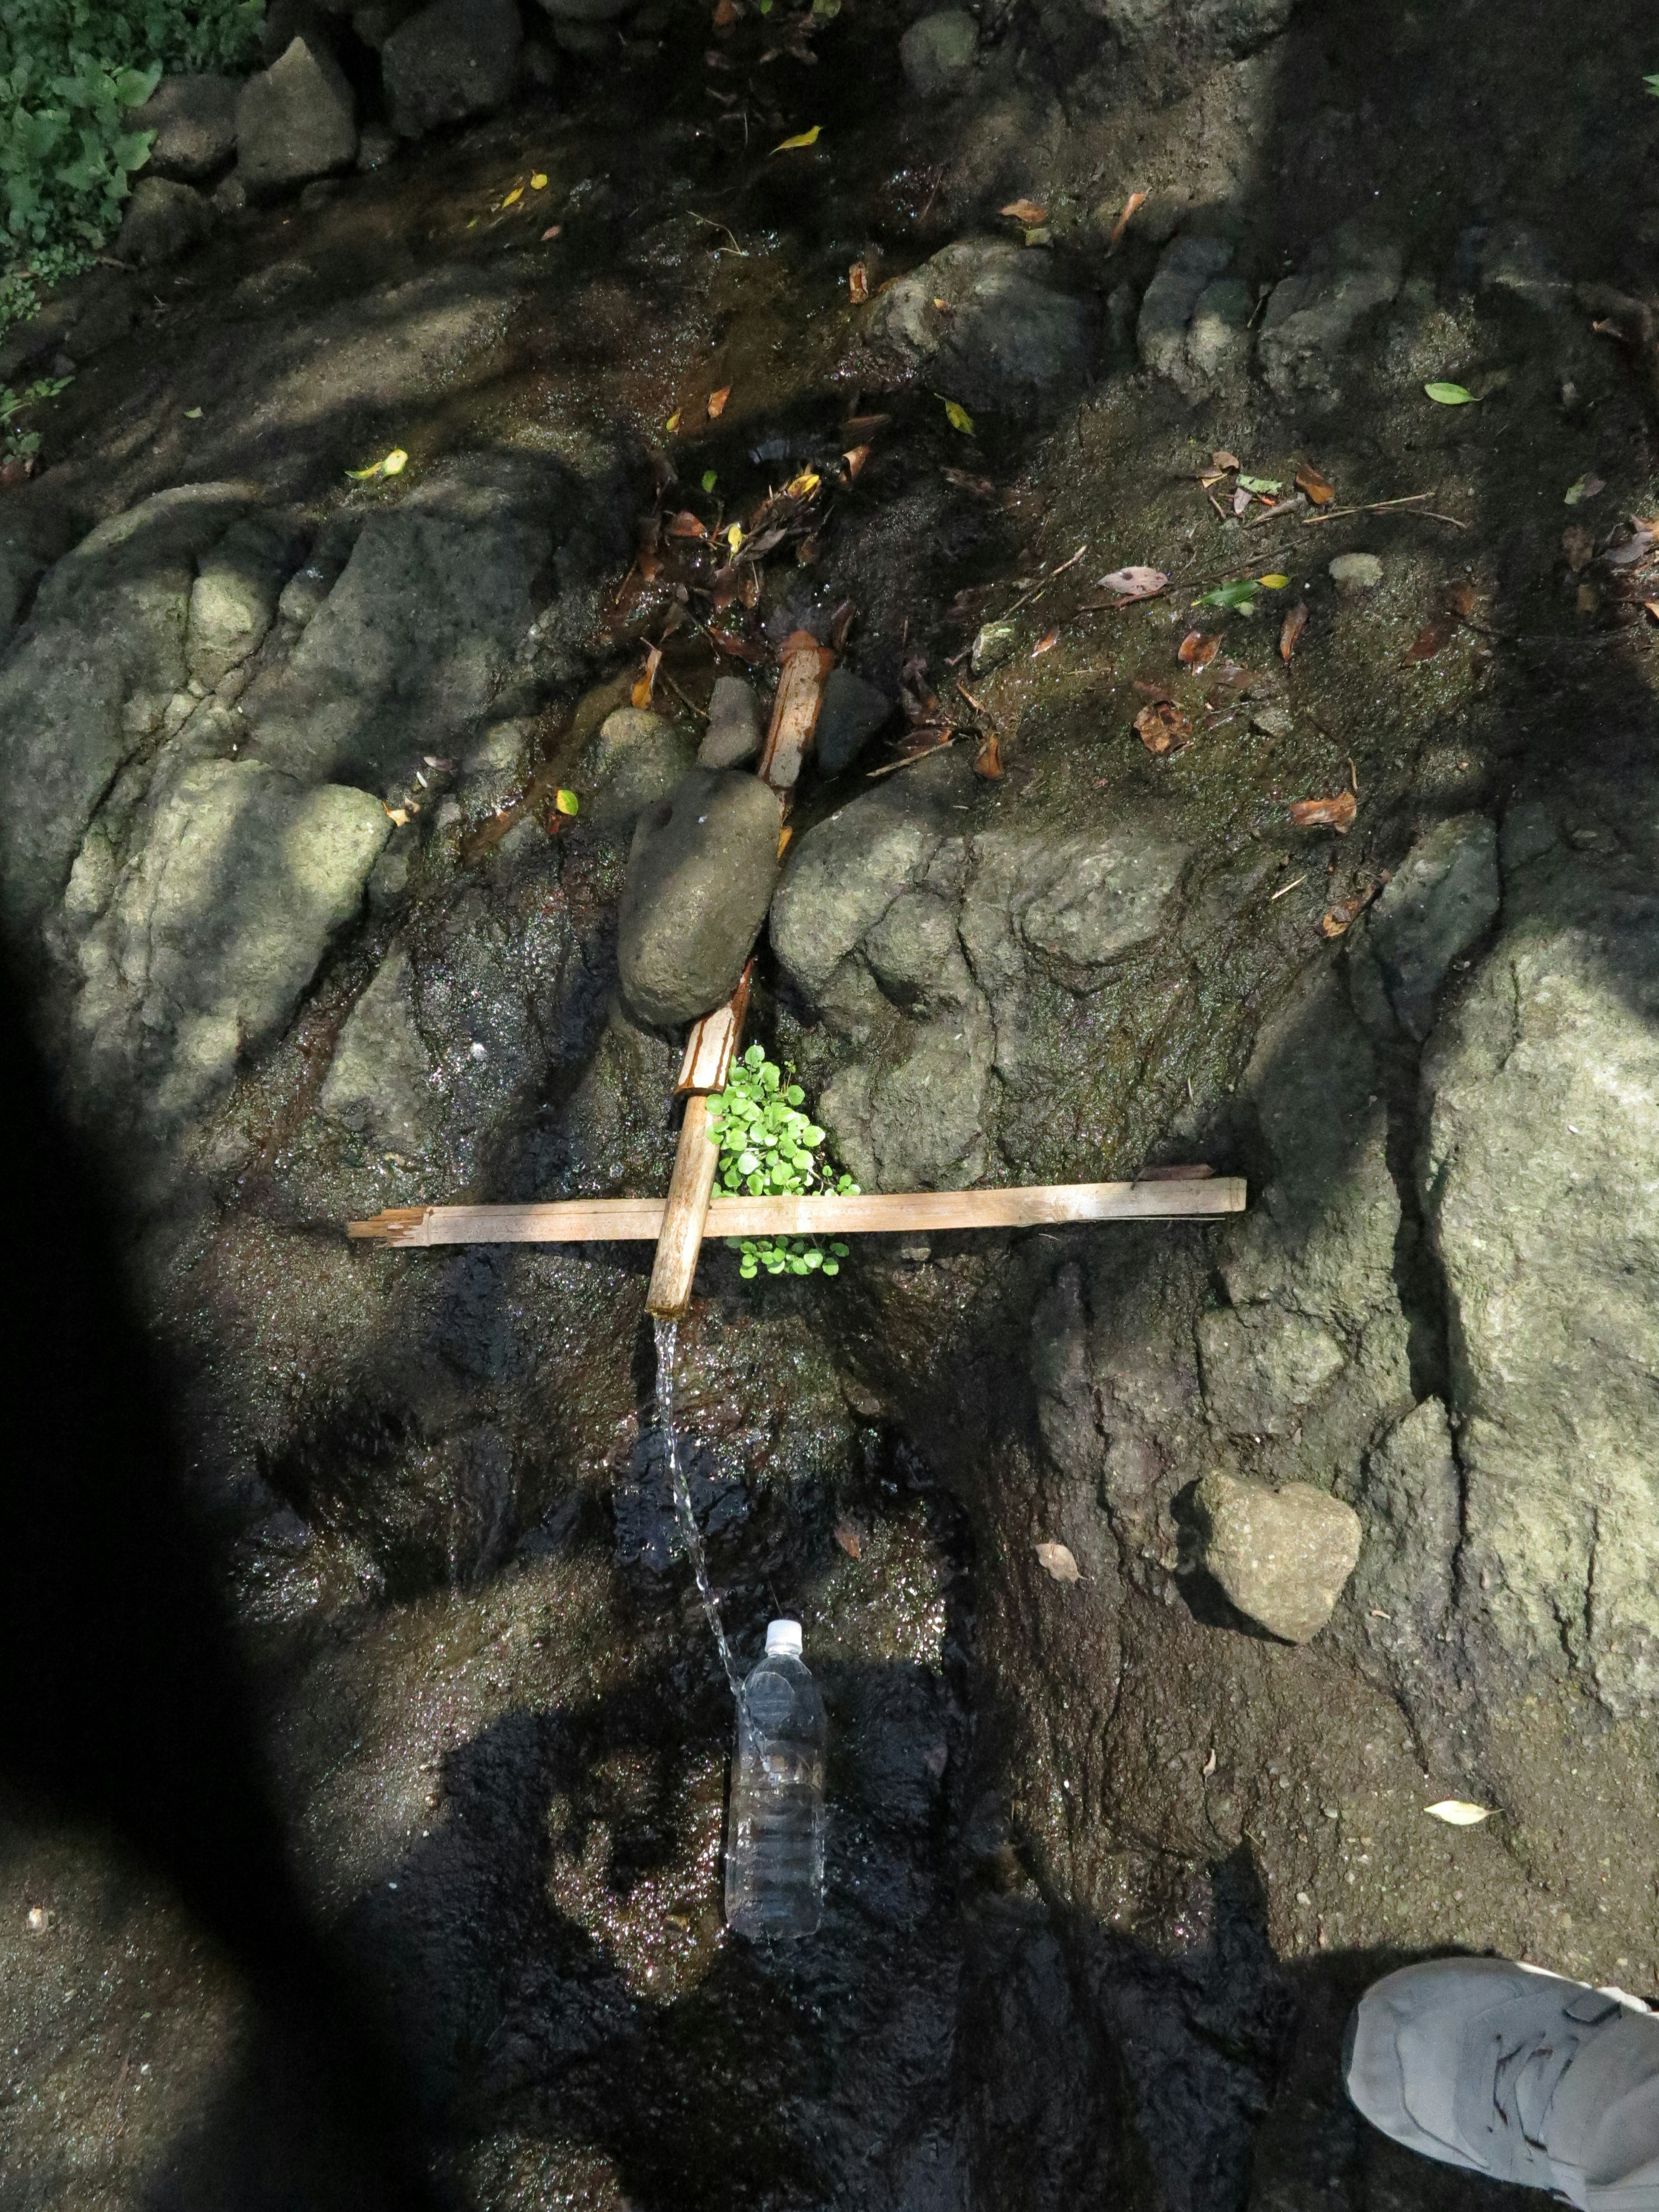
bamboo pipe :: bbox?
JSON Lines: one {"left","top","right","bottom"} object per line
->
{"left": 645, "top": 1093, "right": 724, "bottom": 1318}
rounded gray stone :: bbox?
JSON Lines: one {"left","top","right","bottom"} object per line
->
{"left": 814, "top": 667, "right": 893, "bottom": 777}
{"left": 577, "top": 707, "right": 696, "bottom": 830}
{"left": 618, "top": 769, "right": 783, "bottom": 1028}
{"left": 698, "top": 676, "right": 760, "bottom": 769}
{"left": 382, "top": 0, "right": 523, "bottom": 138}
{"left": 115, "top": 178, "right": 213, "bottom": 267}
{"left": 1194, "top": 1471, "right": 1361, "bottom": 1644}
{"left": 899, "top": 9, "right": 978, "bottom": 98}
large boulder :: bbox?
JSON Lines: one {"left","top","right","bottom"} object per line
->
{"left": 1348, "top": 812, "right": 1499, "bottom": 1042}
{"left": 1256, "top": 231, "right": 1404, "bottom": 409}
{"left": 114, "top": 177, "right": 213, "bottom": 267}
{"left": 1419, "top": 805, "right": 1659, "bottom": 1715}
{"left": 873, "top": 239, "right": 1089, "bottom": 421}
{"left": 1091, "top": 0, "right": 1295, "bottom": 57}
{"left": 617, "top": 769, "right": 782, "bottom": 1028}
{"left": 187, "top": 514, "right": 305, "bottom": 688}
{"left": 382, "top": 0, "right": 523, "bottom": 138}
{"left": 0, "top": 483, "right": 254, "bottom": 938}
{"left": 130, "top": 74, "right": 239, "bottom": 181}
{"left": 73, "top": 760, "right": 388, "bottom": 1124}
{"left": 235, "top": 35, "right": 359, "bottom": 199}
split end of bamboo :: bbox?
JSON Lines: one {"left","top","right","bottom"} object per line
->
{"left": 348, "top": 1208, "right": 430, "bottom": 1243}
{"left": 645, "top": 1092, "right": 722, "bottom": 1319}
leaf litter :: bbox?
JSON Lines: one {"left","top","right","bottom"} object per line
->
{"left": 1035, "top": 1541, "right": 1083, "bottom": 1583}
{"left": 1290, "top": 791, "right": 1357, "bottom": 833}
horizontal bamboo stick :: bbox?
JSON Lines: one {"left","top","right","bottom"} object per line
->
{"left": 349, "top": 1178, "right": 1246, "bottom": 1247}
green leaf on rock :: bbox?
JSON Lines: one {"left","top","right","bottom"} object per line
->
{"left": 1424, "top": 381, "right": 1478, "bottom": 406}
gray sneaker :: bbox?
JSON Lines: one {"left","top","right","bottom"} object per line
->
{"left": 1344, "top": 1958, "right": 1659, "bottom": 2207}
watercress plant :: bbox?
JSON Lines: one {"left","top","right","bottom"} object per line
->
{"left": 705, "top": 1045, "right": 857, "bottom": 1281}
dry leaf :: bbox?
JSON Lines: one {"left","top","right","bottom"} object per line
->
{"left": 1444, "top": 579, "right": 1478, "bottom": 619}
{"left": 1295, "top": 461, "right": 1335, "bottom": 506}
{"left": 1178, "top": 631, "right": 1219, "bottom": 668}
{"left": 1135, "top": 699, "right": 1192, "bottom": 756}
{"left": 842, "top": 442, "right": 871, "bottom": 479}
{"left": 1232, "top": 485, "right": 1253, "bottom": 518}
{"left": 1290, "top": 791, "right": 1357, "bottom": 833}
{"left": 706, "top": 384, "right": 731, "bottom": 418}
{"left": 632, "top": 642, "right": 662, "bottom": 707}
{"left": 1033, "top": 627, "right": 1059, "bottom": 655}
{"left": 667, "top": 509, "right": 707, "bottom": 537}
{"left": 1035, "top": 1540, "right": 1082, "bottom": 1583}
{"left": 1000, "top": 197, "right": 1049, "bottom": 225}
{"left": 1646, "top": 599, "right": 1659, "bottom": 622}
{"left": 1211, "top": 448, "right": 1240, "bottom": 471}
{"left": 848, "top": 260, "right": 869, "bottom": 302}
{"left": 1563, "top": 524, "right": 1595, "bottom": 574}
{"left": 943, "top": 467, "right": 995, "bottom": 495}
{"left": 1320, "top": 886, "right": 1374, "bottom": 938}
{"left": 834, "top": 1521, "right": 862, "bottom": 1559}
{"left": 541, "top": 224, "right": 561, "bottom": 240}
{"left": 1099, "top": 565, "right": 1168, "bottom": 601}
{"left": 1279, "top": 602, "right": 1309, "bottom": 662}
{"left": 1424, "top": 1800, "right": 1493, "bottom": 1827}
{"left": 384, "top": 805, "right": 409, "bottom": 826}
{"left": 1404, "top": 618, "right": 1450, "bottom": 663}
{"left": 713, "top": 0, "right": 738, "bottom": 23}
{"left": 973, "top": 731, "right": 1004, "bottom": 778}
{"left": 1106, "top": 188, "right": 1146, "bottom": 251}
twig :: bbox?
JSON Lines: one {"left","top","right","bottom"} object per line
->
{"left": 866, "top": 738, "right": 955, "bottom": 779}
{"left": 1270, "top": 874, "right": 1308, "bottom": 900}
{"left": 662, "top": 671, "right": 708, "bottom": 721}
{"left": 687, "top": 211, "right": 747, "bottom": 255}
{"left": 1302, "top": 492, "right": 1466, "bottom": 529}
{"left": 1247, "top": 492, "right": 1308, "bottom": 528}
{"left": 955, "top": 678, "right": 996, "bottom": 719}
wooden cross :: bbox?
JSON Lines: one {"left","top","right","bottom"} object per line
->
{"left": 347, "top": 635, "right": 1246, "bottom": 1307}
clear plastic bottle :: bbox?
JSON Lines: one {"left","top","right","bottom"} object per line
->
{"left": 724, "top": 1619, "right": 826, "bottom": 1940}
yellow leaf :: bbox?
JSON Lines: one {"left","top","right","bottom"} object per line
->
{"left": 1258, "top": 572, "right": 1290, "bottom": 588}
{"left": 939, "top": 394, "right": 975, "bottom": 435}
{"left": 727, "top": 522, "right": 744, "bottom": 551}
{"left": 381, "top": 448, "right": 408, "bottom": 476}
{"left": 665, "top": 409, "right": 681, "bottom": 433}
{"left": 502, "top": 184, "right": 523, "bottom": 207}
{"left": 530, "top": 172, "right": 548, "bottom": 189}
{"left": 554, "top": 788, "right": 579, "bottom": 817}
{"left": 785, "top": 467, "right": 821, "bottom": 498}
{"left": 771, "top": 123, "right": 822, "bottom": 152}
{"left": 384, "top": 806, "right": 409, "bottom": 826}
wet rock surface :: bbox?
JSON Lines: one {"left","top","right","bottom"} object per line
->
{"left": 5, "top": 0, "right": 1659, "bottom": 2205}
{"left": 1192, "top": 1472, "right": 1362, "bottom": 1644}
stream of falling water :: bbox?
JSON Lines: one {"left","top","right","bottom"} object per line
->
{"left": 653, "top": 1316, "right": 746, "bottom": 1704}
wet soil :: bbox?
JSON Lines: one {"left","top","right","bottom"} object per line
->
{"left": 6, "top": 0, "right": 1659, "bottom": 2207}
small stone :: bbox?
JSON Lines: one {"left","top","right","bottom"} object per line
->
{"left": 899, "top": 9, "right": 978, "bottom": 99}
{"left": 212, "top": 170, "right": 248, "bottom": 214}
{"left": 814, "top": 667, "right": 893, "bottom": 777}
{"left": 382, "top": 0, "right": 523, "bottom": 138}
{"left": 577, "top": 706, "right": 696, "bottom": 830}
{"left": 355, "top": 122, "right": 400, "bottom": 170}
{"left": 130, "top": 74, "right": 239, "bottom": 181}
{"left": 697, "top": 676, "right": 760, "bottom": 769}
{"left": 1194, "top": 1470, "right": 1361, "bottom": 1644}
{"left": 115, "top": 177, "right": 213, "bottom": 267}
{"left": 618, "top": 769, "right": 783, "bottom": 1027}
{"left": 235, "top": 35, "right": 358, "bottom": 200}
{"left": 1328, "top": 552, "right": 1383, "bottom": 593}
{"left": 25, "top": 1906, "right": 51, "bottom": 1933}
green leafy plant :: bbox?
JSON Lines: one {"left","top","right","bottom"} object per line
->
{"left": 1, "top": 371, "right": 72, "bottom": 458}
{"left": 706, "top": 1045, "right": 858, "bottom": 1281}
{"left": 0, "top": 1, "right": 264, "bottom": 334}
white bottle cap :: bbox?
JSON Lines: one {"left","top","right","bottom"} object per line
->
{"left": 765, "top": 1618, "right": 803, "bottom": 1659}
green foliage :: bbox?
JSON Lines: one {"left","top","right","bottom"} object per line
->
{"left": 1646, "top": 71, "right": 1659, "bottom": 97}
{"left": 0, "top": 0, "right": 264, "bottom": 331}
{"left": 706, "top": 1044, "right": 858, "bottom": 1281}
{"left": 1195, "top": 577, "right": 1260, "bottom": 611}
{"left": 1, "top": 371, "right": 72, "bottom": 457}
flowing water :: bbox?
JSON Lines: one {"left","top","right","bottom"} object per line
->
{"left": 653, "top": 1316, "right": 746, "bottom": 1706}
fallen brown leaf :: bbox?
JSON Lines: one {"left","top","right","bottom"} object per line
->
{"left": 1232, "top": 485, "right": 1253, "bottom": 518}
{"left": 1204, "top": 659, "right": 1261, "bottom": 702}
{"left": 1106, "top": 188, "right": 1146, "bottom": 252}
{"left": 1646, "top": 599, "right": 1659, "bottom": 623}
{"left": 1211, "top": 448, "right": 1240, "bottom": 472}
{"left": 1563, "top": 524, "right": 1595, "bottom": 574}
{"left": 706, "top": 384, "right": 731, "bottom": 418}
{"left": 834, "top": 1521, "right": 862, "bottom": 1559}
{"left": 1178, "top": 630, "right": 1219, "bottom": 668}
{"left": 1000, "top": 197, "right": 1048, "bottom": 225}
{"left": 713, "top": 0, "right": 738, "bottom": 22}
{"left": 1033, "top": 627, "right": 1059, "bottom": 655}
{"left": 667, "top": 510, "right": 707, "bottom": 538}
{"left": 1035, "top": 1540, "right": 1082, "bottom": 1583}
{"left": 842, "top": 442, "right": 871, "bottom": 479}
{"left": 540, "top": 224, "right": 561, "bottom": 241}
{"left": 1320, "top": 888, "right": 1373, "bottom": 938}
{"left": 1135, "top": 699, "right": 1192, "bottom": 756}
{"left": 1290, "top": 791, "right": 1357, "bottom": 833}
{"left": 845, "top": 411, "right": 891, "bottom": 435}
{"left": 1295, "top": 461, "right": 1335, "bottom": 506}
{"left": 1279, "top": 602, "right": 1309, "bottom": 662}
{"left": 973, "top": 731, "right": 1004, "bottom": 778}
{"left": 1444, "top": 579, "right": 1478, "bottom": 619}
{"left": 1132, "top": 677, "right": 1174, "bottom": 700}
{"left": 943, "top": 467, "right": 996, "bottom": 495}
{"left": 1404, "top": 618, "right": 1449, "bottom": 663}
{"left": 632, "top": 642, "right": 662, "bottom": 707}
{"left": 848, "top": 260, "right": 869, "bottom": 302}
